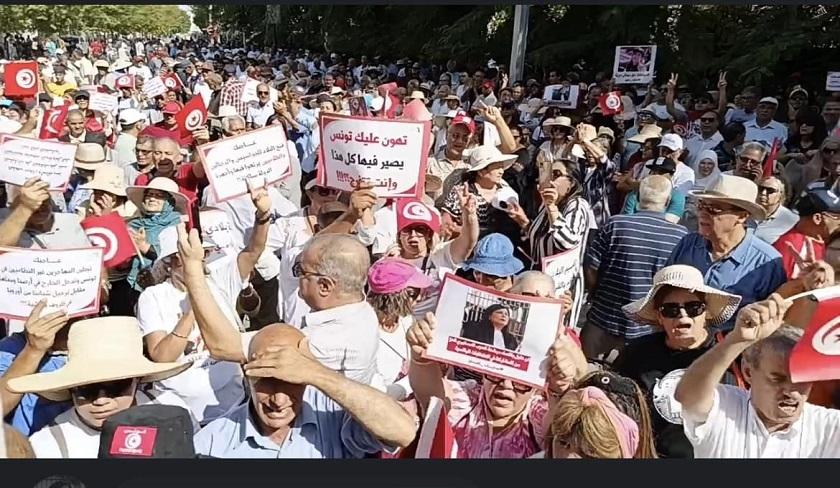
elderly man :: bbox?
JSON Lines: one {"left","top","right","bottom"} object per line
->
{"left": 584, "top": 175, "right": 688, "bottom": 361}
{"left": 744, "top": 97, "right": 788, "bottom": 147}
{"left": 666, "top": 174, "right": 785, "bottom": 330}
{"left": 754, "top": 175, "right": 798, "bottom": 244}
{"left": 193, "top": 323, "right": 415, "bottom": 458}
{"left": 179, "top": 228, "right": 382, "bottom": 388}
{"left": 0, "top": 178, "right": 89, "bottom": 249}
{"left": 685, "top": 111, "right": 724, "bottom": 170}
{"left": 246, "top": 83, "right": 274, "bottom": 129}
{"left": 221, "top": 114, "right": 247, "bottom": 137}
{"left": 428, "top": 114, "right": 474, "bottom": 186}
{"left": 675, "top": 295, "right": 840, "bottom": 458}
{"left": 133, "top": 136, "right": 205, "bottom": 203}
{"left": 58, "top": 110, "right": 106, "bottom": 146}
{"left": 725, "top": 86, "right": 761, "bottom": 124}
{"left": 773, "top": 182, "right": 840, "bottom": 279}
{"left": 723, "top": 141, "right": 768, "bottom": 183}
{"left": 113, "top": 109, "right": 146, "bottom": 168}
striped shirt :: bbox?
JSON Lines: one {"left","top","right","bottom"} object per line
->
{"left": 585, "top": 211, "right": 688, "bottom": 339}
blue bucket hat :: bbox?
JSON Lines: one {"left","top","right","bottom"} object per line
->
{"left": 462, "top": 233, "right": 524, "bottom": 277}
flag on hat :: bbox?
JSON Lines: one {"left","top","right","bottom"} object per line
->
{"left": 81, "top": 213, "right": 137, "bottom": 269}
{"left": 5, "top": 61, "right": 40, "bottom": 97}
{"left": 38, "top": 105, "right": 69, "bottom": 140}
{"left": 396, "top": 198, "right": 441, "bottom": 234}
{"left": 790, "top": 287, "right": 840, "bottom": 383}
{"left": 598, "top": 91, "right": 623, "bottom": 116}
{"left": 174, "top": 95, "right": 208, "bottom": 144}
{"left": 764, "top": 138, "right": 780, "bottom": 178}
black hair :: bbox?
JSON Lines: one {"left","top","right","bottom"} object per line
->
{"left": 720, "top": 121, "right": 746, "bottom": 143}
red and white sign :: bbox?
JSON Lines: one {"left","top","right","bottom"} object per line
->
{"left": 109, "top": 426, "right": 158, "bottom": 457}
{"left": 423, "top": 274, "right": 565, "bottom": 389}
{"left": 174, "top": 95, "right": 207, "bottom": 141}
{"left": 318, "top": 113, "right": 430, "bottom": 198}
{"left": 790, "top": 295, "right": 840, "bottom": 383}
{"left": 198, "top": 124, "right": 292, "bottom": 203}
{"left": 81, "top": 213, "right": 137, "bottom": 269}
{"left": 0, "top": 246, "right": 103, "bottom": 320}
{"left": 114, "top": 74, "right": 136, "bottom": 90}
{"left": 414, "top": 397, "right": 458, "bottom": 459}
{"left": 38, "top": 105, "right": 70, "bottom": 140}
{"left": 161, "top": 73, "right": 183, "bottom": 92}
{"left": 599, "top": 91, "right": 624, "bottom": 116}
{"left": 5, "top": 61, "right": 40, "bottom": 97}
{"left": 0, "top": 134, "right": 76, "bottom": 189}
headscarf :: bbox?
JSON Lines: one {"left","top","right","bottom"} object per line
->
{"left": 126, "top": 200, "right": 181, "bottom": 290}
{"left": 574, "top": 386, "right": 640, "bottom": 459}
{"left": 693, "top": 149, "right": 722, "bottom": 191}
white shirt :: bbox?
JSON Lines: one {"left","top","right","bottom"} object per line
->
{"left": 376, "top": 315, "right": 413, "bottom": 401}
{"left": 270, "top": 207, "right": 316, "bottom": 327}
{"left": 406, "top": 241, "right": 461, "bottom": 319}
{"left": 636, "top": 159, "right": 696, "bottom": 195}
{"left": 136, "top": 255, "right": 247, "bottom": 424}
{"left": 683, "top": 385, "right": 840, "bottom": 458}
{"left": 685, "top": 132, "right": 724, "bottom": 170}
{"left": 643, "top": 101, "right": 685, "bottom": 121}
{"left": 30, "top": 389, "right": 194, "bottom": 458}
{"left": 128, "top": 65, "right": 153, "bottom": 82}
{"left": 246, "top": 102, "right": 275, "bottom": 129}
{"left": 493, "top": 330, "right": 506, "bottom": 349}
{"left": 744, "top": 119, "right": 789, "bottom": 147}
{"left": 754, "top": 205, "right": 799, "bottom": 245}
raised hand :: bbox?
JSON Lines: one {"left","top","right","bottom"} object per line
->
{"left": 717, "top": 71, "right": 728, "bottom": 90}
{"left": 457, "top": 184, "right": 477, "bottom": 219}
{"left": 505, "top": 201, "right": 529, "bottom": 229}
{"left": 247, "top": 178, "right": 272, "bottom": 216}
{"left": 15, "top": 177, "right": 51, "bottom": 213}
{"left": 243, "top": 338, "right": 320, "bottom": 385}
{"left": 667, "top": 73, "right": 678, "bottom": 91}
{"left": 24, "top": 300, "right": 69, "bottom": 352}
{"left": 730, "top": 293, "right": 790, "bottom": 345}
{"left": 348, "top": 183, "right": 377, "bottom": 218}
{"left": 547, "top": 333, "right": 583, "bottom": 393}
{"left": 406, "top": 312, "right": 436, "bottom": 360}
{"left": 541, "top": 186, "right": 559, "bottom": 207}
{"left": 129, "top": 227, "right": 151, "bottom": 254}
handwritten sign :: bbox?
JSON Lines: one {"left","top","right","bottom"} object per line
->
{"left": 241, "top": 79, "right": 260, "bottom": 104}
{"left": 0, "top": 135, "right": 77, "bottom": 189}
{"left": 199, "top": 208, "right": 237, "bottom": 254}
{"left": 542, "top": 245, "right": 582, "bottom": 295}
{"left": 143, "top": 76, "right": 167, "bottom": 98}
{"left": 198, "top": 125, "right": 293, "bottom": 203}
{"left": 613, "top": 45, "right": 657, "bottom": 85}
{"left": 318, "top": 113, "right": 430, "bottom": 198}
{"left": 827, "top": 72, "right": 840, "bottom": 92}
{"left": 424, "top": 274, "right": 564, "bottom": 388}
{"left": 0, "top": 246, "right": 103, "bottom": 320}
{"left": 89, "top": 92, "right": 119, "bottom": 113}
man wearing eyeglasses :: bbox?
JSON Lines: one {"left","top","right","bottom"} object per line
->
{"left": 685, "top": 111, "right": 724, "bottom": 170}
{"left": 744, "top": 97, "right": 788, "bottom": 147}
{"left": 724, "top": 141, "right": 768, "bottom": 183}
{"left": 773, "top": 182, "right": 840, "bottom": 279}
{"left": 246, "top": 83, "right": 274, "bottom": 129}
{"left": 753, "top": 176, "right": 798, "bottom": 245}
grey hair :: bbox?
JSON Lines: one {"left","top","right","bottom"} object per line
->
{"left": 737, "top": 141, "right": 769, "bottom": 161}
{"left": 638, "top": 175, "right": 672, "bottom": 211}
{"left": 510, "top": 271, "right": 556, "bottom": 296}
{"left": 221, "top": 115, "right": 246, "bottom": 134}
{"left": 742, "top": 325, "right": 804, "bottom": 369}
{"left": 306, "top": 234, "right": 370, "bottom": 296}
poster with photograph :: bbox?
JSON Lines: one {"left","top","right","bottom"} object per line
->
{"left": 542, "top": 84, "right": 580, "bottom": 110}
{"left": 0, "top": 134, "right": 77, "bottom": 190}
{"left": 424, "top": 274, "right": 565, "bottom": 388}
{"left": 613, "top": 45, "right": 657, "bottom": 85}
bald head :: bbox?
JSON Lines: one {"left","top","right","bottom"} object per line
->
{"left": 303, "top": 234, "right": 370, "bottom": 296}
{"left": 153, "top": 137, "right": 181, "bottom": 153}
{"left": 249, "top": 323, "right": 304, "bottom": 359}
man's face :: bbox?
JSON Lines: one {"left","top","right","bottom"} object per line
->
{"left": 152, "top": 140, "right": 181, "bottom": 175}
{"left": 295, "top": 247, "right": 332, "bottom": 310}
{"left": 512, "top": 86, "right": 524, "bottom": 101}
{"left": 756, "top": 102, "right": 776, "bottom": 123}
{"left": 696, "top": 199, "right": 748, "bottom": 241}
{"left": 741, "top": 91, "right": 758, "bottom": 111}
{"left": 248, "top": 375, "right": 305, "bottom": 432}
{"left": 257, "top": 84, "right": 270, "bottom": 103}
{"left": 439, "top": 75, "right": 451, "bottom": 87}
{"left": 67, "top": 113, "right": 85, "bottom": 136}
{"left": 72, "top": 378, "right": 139, "bottom": 429}
{"left": 699, "top": 111, "right": 719, "bottom": 135}
{"left": 790, "top": 93, "right": 807, "bottom": 110}
{"left": 745, "top": 349, "right": 812, "bottom": 431}
{"left": 324, "top": 75, "right": 334, "bottom": 89}
{"left": 735, "top": 147, "right": 765, "bottom": 182}
{"left": 823, "top": 101, "right": 840, "bottom": 127}
{"left": 481, "top": 374, "right": 534, "bottom": 422}
{"left": 548, "top": 72, "right": 560, "bottom": 85}
{"left": 224, "top": 118, "right": 247, "bottom": 137}
{"left": 135, "top": 141, "right": 153, "bottom": 167}
{"left": 54, "top": 70, "right": 66, "bottom": 83}
{"left": 823, "top": 147, "right": 840, "bottom": 182}
{"left": 756, "top": 177, "right": 783, "bottom": 211}
{"left": 446, "top": 124, "right": 471, "bottom": 154}
{"left": 473, "top": 71, "right": 485, "bottom": 86}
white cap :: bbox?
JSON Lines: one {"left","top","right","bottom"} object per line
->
{"left": 758, "top": 96, "right": 779, "bottom": 106}
{"left": 118, "top": 108, "right": 145, "bottom": 125}
{"left": 658, "top": 133, "right": 684, "bottom": 152}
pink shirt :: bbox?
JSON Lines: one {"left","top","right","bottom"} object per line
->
{"left": 447, "top": 379, "right": 548, "bottom": 459}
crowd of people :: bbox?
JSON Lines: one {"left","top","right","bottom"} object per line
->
{"left": 1, "top": 33, "right": 840, "bottom": 460}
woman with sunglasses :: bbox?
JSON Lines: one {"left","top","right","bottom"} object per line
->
{"left": 777, "top": 109, "right": 828, "bottom": 167}
{"left": 614, "top": 264, "right": 743, "bottom": 458}
{"left": 784, "top": 135, "right": 840, "bottom": 198}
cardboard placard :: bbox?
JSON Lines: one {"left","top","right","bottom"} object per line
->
{"left": 89, "top": 92, "right": 119, "bottom": 113}
{"left": 542, "top": 84, "right": 580, "bottom": 110}
{"left": 142, "top": 76, "right": 167, "bottom": 98}
{"left": 613, "top": 45, "right": 657, "bottom": 85}
{"left": 542, "top": 245, "right": 582, "bottom": 296}
{"left": 0, "top": 134, "right": 77, "bottom": 189}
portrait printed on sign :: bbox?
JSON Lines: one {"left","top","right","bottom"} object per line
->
{"left": 542, "top": 84, "right": 580, "bottom": 110}
{"left": 613, "top": 45, "right": 657, "bottom": 85}
{"left": 424, "top": 274, "right": 564, "bottom": 388}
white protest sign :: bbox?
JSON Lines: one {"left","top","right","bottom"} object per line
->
{"left": 827, "top": 72, "right": 840, "bottom": 92}
{"left": 89, "top": 92, "right": 119, "bottom": 113}
{"left": 0, "top": 246, "right": 104, "bottom": 320}
{"left": 542, "top": 245, "right": 582, "bottom": 295}
{"left": 0, "top": 135, "right": 77, "bottom": 190}
{"left": 424, "top": 274, "right": 564, "bottom": 388}
{"left": 198, "top": 124, "right": 293, "bottom": 203}
{"left": 613, "top": 45, "right": 657, "bottom": 85}
{"left": 143, "top": 75, "right": 167, "bottom": 98}
{"left": 242, "top": 79, "right": 260, "bottom": 104}
{"left": 483, "top": 121, "right": 501, "bottom": 147}
{"left": 318, "top": 113, "right": 431, "bottom": 198}
{"left": 542, "top": 84, "right": 580, "bottom": 110}
{"left": 199, "top": 208, "right": 238, "bottom": 254}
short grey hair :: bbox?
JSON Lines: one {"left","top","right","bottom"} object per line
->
{"left": 738, "top": 141, "right": 769, "bottom": 161}
{"left": 638, "top": 175, "right": 672, "bottom": 211}
{"left": 221, "top": 115, "right": 246, "bottom": 134}
{"left": 510, "top": 271, "right": 556, "bottom": 296}
{"left": 306, "top": 234, "right": 369, "bottom": 296}
{"left": 742, "top": 325, "right": 804, "bottom": 369}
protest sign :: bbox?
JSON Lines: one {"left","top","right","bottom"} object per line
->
{"left": 317, "top": 113, "right": 430, "bottom": 198}
{"left": 0, "top": 134, "right": 77, "bottom": 189}
{"left": 242, "top": 79, "right": 260, "bottom": 104}
{"left": 198, "top": 124, "right": 293, "bottom": 203}
{"left": 542, "top": 246, "right": 582, "bottom": 296}
{"left": 348, "top": 96, "right": 370, "bottom": 117}
{"left": 0, "top": 246, "right": 104, "bottom": 320}
{"left": 5, "top": 61, "right": 40, "bottom": 97}
{"left": 89, "top": 92, "right": 119, "bottom": 113}
{"left": 827, "top": 72, "right": 840, "bottom": 92}
{"left": 143, "top": 76, "right": 167, "bottom": 98}
{"left": 790, "top": 294, "right": 840, "bottom": 383}
{"left": 613, "top": 45, "right": 657, "bottom": 85}
{"left": 542, "top": 84, "right": 579, "bottom": 109}
{"left": 424, "top": 274, "right": 564, "bottom": 388}
{"left": 199, "top": 208, "right": 238, "bottom": 254}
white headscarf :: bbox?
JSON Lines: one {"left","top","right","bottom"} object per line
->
{"left": 693, "top": 149, "right": 722, "bottom": 190}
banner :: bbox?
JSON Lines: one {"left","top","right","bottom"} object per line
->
{"left": 0, "top": 134, "right": 77, "bottom": 189}
{"left": 613, "top": 45, "right": 657, "bottom": 85}
{"left": 0, "top": 246, "right": 104, "bottom": 320}
{"left": 38, "top": 105, "right": 70, "bottom": 140}
{"left": 826, "top": 72, "right": 840, "bottom": 92}
{"left": 198, "top": 125, "right": 293, "bottom": 203}
{"left": 89, "top": 92, "right": 119, "bottom": 113}
{"left": 317, "top": 113, "right": 430, "bottom": 198}
{"left": 142, "top": 76, "right": 167, "bottom": 98}
{"left": 424, "top": 274, "right": 565, "bottom": 389}
{"left": 5, "top": 61, "right": 40, "bottom": 97}
{"left": 80, "top": 213, "right": 137, "bottom": 269}
{"left": 790, "top": 295, "right": 840, "bottom": 383}
{"left": 174, "top": 95, "right": 208, "bottom": 141}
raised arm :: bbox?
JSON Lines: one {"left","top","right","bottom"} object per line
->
{"left": 448, "top": 185, "right": 479, "bottom": 263}
{"left": 318, "top": 186, "right": 376, "bottom": 236}
{"left": 665, "top": 73, "right": 687, "bottom": 121}
{"left": 0, "top": 178, "right": 50, "bottom": 247}
{"left": 481, "top": 106, "right": 517, "bottom": 154}
{"left": 237, "top": 181, "right": 272, "bottom": 281}
{"left": 716, "top": 72, "right": 728, "bottom": 116}
{"left": 406, "top": 313, "right": 452, "bottom": 412}
{"left": 143, "top": 307, "right": 197, "bottom": 363}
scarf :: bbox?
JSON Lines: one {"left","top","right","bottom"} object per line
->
{"left": 693, "top": 149, "right": 722, "bottom": 191}
{"left": 126, "top": 201, "right": 181, "bottom": 290}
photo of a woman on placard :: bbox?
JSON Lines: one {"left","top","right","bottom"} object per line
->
{"left": 460, "top": 303, "right": 521, "bottom": 351}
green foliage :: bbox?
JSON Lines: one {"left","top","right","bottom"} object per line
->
{"left": 0, "top": 5, "right": 191, "bottom": 36}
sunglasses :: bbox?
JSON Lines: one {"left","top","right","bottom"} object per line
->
{"left": 658, "top": 301, "right": 706, "bottom": 319}
{"left": 823, "top": 148, "right": 839, "bottom": 156}
{"left": 71, "top": 378, "right": 136, "bottom": 400}
{"left": 738, "top": 156, "right": 762, "bottom": 167}
{"left": 257, "top": 91, "right": 270, "bottom": 95}
{"left": 697, "top": 201, "right": 740, "bottom": 216}
{"left": 758, "top": 186, "right": 780, "bottom": 195}
{"left": 309, "top": 186, "right": 337, "bottom": 197}
{"left": 484, "top": 374, "right": 532, "bottom": 393}
{"left": 291, "top": 261, "right": 328, "bottom": 279}
{"left": 700, "top": 117, "right": 717, "bottom": 123}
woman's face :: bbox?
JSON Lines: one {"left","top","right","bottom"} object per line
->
{"left": 656, "top": 288, "right": 708, "bottom": 349}
{"left": 6, "top": 110, "right": 20, "bottom": 122}
{"left": 398, "top": 225, "right": 431, "bottom": 257}
{"left": 553, "top": 174, "right": 573, "bottom": 197}
{"left": 481, "top": 374, "right": 534, "bottom": 422}
{"left": 642, "top": 140, "right": 657, "bottom": 159}
{"left": 489, "top": 308, "right": 510, "bottom": 328}
{"left": 549, "top": 126, "right": 568, "bottom": 141}
{"left": 478, "top": 161, "right": 506, "bottom": 184}
{"left": 72, "top": 378, "right": 138, "bottom": 429}
{"left": 698, "top": 158, "right": 716, "bottom": 178}
{"left": 799, "top": 123, "right": 814, "bottom": 136}
{"left": 142, "top": 189, "right": 169, "bottom": 214}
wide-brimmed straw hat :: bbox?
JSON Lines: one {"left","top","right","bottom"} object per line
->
{"left": 627, "top": 124, "right": 663, "bottom": 144}
{"left": 6, "top": 317, "right": 191, "bottom": 402}
{"left": 689, "top": 174, "right": 766, "bottom": 221}
{"left": 542, "top": 116, "right": 572, "bottom": 129}
{"left": 622, "top": 265, "right": 742, "bottom": 327}
{"left": 82, "top": 165, "right": 127, "bottom": 197}
{"left": 125, "top": 177, "right": 190, "bottom": 216}
{"left": 467, "top": 145, "right": 517, "bottom": 172}
{"left": 74, "top": 143, "right": 108, "bottom": 170}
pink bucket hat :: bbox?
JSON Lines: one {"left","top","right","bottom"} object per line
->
{"left": 368, "top": 258, "right": 433, "bottom": 294}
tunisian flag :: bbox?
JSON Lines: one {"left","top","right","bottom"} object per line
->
{"left": 763, "top": 138, "right": 781, "bottom": 177}
{"left": 789, "top": 288, "right": 840, "bottom": 383}
{"left": 400, "top": 396, "right": 458, "bottom": 459}
{"left": 175, "top": 95, "right": 208, "bottom": 143}
{"left": 38, "top": 105, "right": 70, "bottom": 140}
{"left": 598, "top": 91, "right": 624, "bottom": 116}
{"left": 161, "top": 72, "right": 183, "bottom": 93}
{"left": 81, "top": 213, "right": 137, "bottom": 269}
{"left": 5, "top": 61, "right": 40, "bottom": 97}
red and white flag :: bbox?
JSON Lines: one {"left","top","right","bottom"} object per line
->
{"left": 175, "top": 95, "right": 208, "bottom": 142}
{"left": 414, "top": 397, "right": 458, "bottom": 459}
{"left": 161, "top": 72, "right": 183, "bottom": 92}
{"left": 763, "top": 138, "right": 781, "bottom": 178}
{"left": 38, "top": 105, "right": 70, "bottom": 140}
{"left": 598, "top": 91, "right": 624, "bottom": 116}
{"left": 80, "top": 213, "right": 137, "bottom": 269}
{"left": 114, "top": 74, "right": 136, "bottom": 90}
{"left": 5, "top": 61, "right": 40, "bottom": 97}
{"left": 790, "top": 287, "right": 840, "bottom": 383}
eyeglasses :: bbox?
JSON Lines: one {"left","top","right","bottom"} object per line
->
{"left": 758, "top": 186, "right": 780, "bottom": 195}
{"left": 697, "top": 201, "right": 740, "bottom": 216}
{"left": 483, "top": 374, "right": 533, "bottom": 393}
{"left": 823, "top": 148, "right": 839, "bottom": 156}
{"left": 291, "top": 261, "right": 328, "bottom": 279}
{"left": 257, "top": 91, "right": 270, "bottom": 95}
{"left": 71, "top": 378, "right": 137, "bottom": 401}
{"left": 738, "top": 155, "right": 762, "bottom": 167}
{"left": 700, "top": 117, "right": 717, "bottom": 123}
{"left": 136, "top": 148, "right": 152, "bottom": 154}
{"left": 308, "top": 186, "right": 337, "bottom": 197}
{"left": 658, "top": 301, "right": 706, "bottom": 319}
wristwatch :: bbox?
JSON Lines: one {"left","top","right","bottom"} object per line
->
{"left": 255, "top": 210, "right": 276, "bottom": 225}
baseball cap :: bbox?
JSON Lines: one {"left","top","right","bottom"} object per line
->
{"left": 396, "top": 199, "right": 441, "bottom": 234}
{"left": 72, "top": 90, "right": 90, "bottom": 101}
{"left": 658, "top": 133, "right": 684, "bottom": 152}
{"left": 646, "top": 156, "right": 678, "bottom": 175}
{"left": 367, "top": 258, "right": 433, "bottom": 295}
{"left": 162, "top": 102, "right": 181, "bottom": 115}
{"left": 796, "top": 182, "right": 840, "bottom": 216}
{"left": 98, "top": 405, "right": 195, "bottom": 459}
{"left": 451, "top": 114, "right": 476, "bottom": 135}
{"left": 789, "top": 86, "right": 809, "bottom": 98}
{"left": 758, "top": 97, "right": 779, "bottom": 106}
{"left": 118, "top": 108, "right": 145, "bottom": 125}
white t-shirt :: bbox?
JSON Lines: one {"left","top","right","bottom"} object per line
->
{"left": 683, "top": 384, "right": 840, "bottom": 458}
{"left": 376, "top": 315, "right": 412, "bottom": 401}
{"left": 136, "top": 255, "right": 247, "bottom": 424}
{"left": 270, "top": 207, "right": 316, "bottom": 328}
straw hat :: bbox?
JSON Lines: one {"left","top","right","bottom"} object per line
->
{"left": 82, "top": 165, "right": 127, "bottom": 197}
{"left": 125, "top": 177, "right": 190, "bottom": 216}
{"left": 622, "top": 265, "right": 742, "bottom": 327}
{"left": 467, "top": 145, "right": 517, "bottom": 172}
{"left": 110, "top": 58, "right": 132, "bottom": 72}
{"left": 6, "top": 316, "right": 191, "bottom": 402}
{"left": 74, "top": 143, "right": 108, "bottom": 170}
{"left": 627, "top": 124, "right": 663, "bottom": 144}
{"left": 689, "top": 174, "right": 767, "bottom": 221}
{"left": 542, "top": 116, "right": 572, "bottom": 128}
{"left": 409, "top": 91, "right": 426, "bottom": 101}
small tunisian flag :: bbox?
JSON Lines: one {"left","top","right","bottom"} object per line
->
{"left": 598, "top": 91, "right": 624, "bottom": 116}
{"left": 414, "top": 396, "right": 458, "bottom": 458}
{"left": 790, "top": 287, "right": 840, "bottom": 383}
{"left": 763, "top": 138, "right": 781, "bottom": 177}
{"left": 38, "top": 105, "right": 70, "bottom": 140}
{"left": 5, "top": 61, "right": 40, "bottom": 97}
{"left": 161, "top": 72, "right": 183, "bottom": 93}
{"left": 175, "top": 95, "right": 208, "bottom": 142}
{"left": 81, "top": 213, "right": 137, "bottom": 269}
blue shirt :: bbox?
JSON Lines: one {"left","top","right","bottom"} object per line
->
{"left": 0, "top": 334, "right": 71, "bottom": 436}
{"left": 665, "top": 229, "right": 786, "bottom": 330}
{"left": 291, "top": 108, "right": 319, "bottom": 174}
{"left": 193, "top": 386, "right": 392, "bottom": 458}
{"left": 586, "top": 211, "right": 688, "bottom": 339}
{"left": 623, "top": 189, "right": 686, "bottom": 219}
